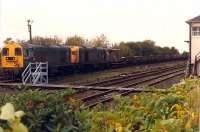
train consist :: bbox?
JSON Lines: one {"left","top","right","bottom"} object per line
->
{"left": 1, "top": 42, "right": 120, "bottom": 76}
{"left": 1, "top": 42, "right": 187, "bottom": 77}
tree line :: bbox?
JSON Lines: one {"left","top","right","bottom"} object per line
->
{"left": 114, "top": 40, "right": 188, "bottom": 57}
{"left": 16, "top": 34, "right": 108, "bottom": 48}
{"left": 4, "top": 35, "right": 188, "bottom": 57}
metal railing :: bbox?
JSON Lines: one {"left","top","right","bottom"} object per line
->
{"left": 22, "top": 62, "right": 48, "bottom": 85}
{"left": 192, "top": 52, "right": 200, "bottom": 76}
{"left": 195, "top": 52, "right": 200, "bottom": 62}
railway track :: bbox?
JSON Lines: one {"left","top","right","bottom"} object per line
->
{"left": 0, "top": 74, "right": 18, "bottom": 93}
{"left": 85, "top": 71, "right": 184, "bottom": 108}
{"left": 72, "top": 64, "right": 184, "bottom": 96}
{"left": 0, "top": 64, "right": 186, "bottom": 108}
{"left": 83, "top": 64, "right": 184, "bottom": 87}
{"left": 72, "top": 64, "right": 185, "bottom": 108}
{"left": 0, "top": 75, "right": 15, "bottom": 83}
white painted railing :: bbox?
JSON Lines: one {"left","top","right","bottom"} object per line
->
{"left": 192, "top": 52, "right": 200, "bottom": 76}
{"left": 22, "top": 62, "right": 48, "bottom": 85}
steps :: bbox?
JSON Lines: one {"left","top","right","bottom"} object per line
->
{"left": 22, "top": 62, "right": 48, "bottom": 85}
{"left": 192, "top": 52, "right": 200, "bottom": 76}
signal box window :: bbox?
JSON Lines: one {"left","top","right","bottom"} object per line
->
{"left": 192, "top": 27, "right": 200, "bottom": 36}
{"left": 15, "top": 48, "right": 22, "bottom": 56}
{"left": 2, "top": 48, "right": 9, "bottom": 56}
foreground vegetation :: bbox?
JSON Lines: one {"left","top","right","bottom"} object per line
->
{"left": 0, "top": 78, "right": 199, "bottom": 131}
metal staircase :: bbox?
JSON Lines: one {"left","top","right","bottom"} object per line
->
{"left": 192, "top": 52, "right": 200, "bottom": 76}
{"left": 22, "top": 62, "right": 48, "bottom": 85}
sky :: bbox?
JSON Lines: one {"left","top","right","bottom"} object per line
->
{"left": 0, "top": 0, "right": 200, "bottom": 52}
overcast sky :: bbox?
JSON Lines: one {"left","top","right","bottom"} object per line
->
{"left": 0, "top": 0, "right": 200, "bottom": 52}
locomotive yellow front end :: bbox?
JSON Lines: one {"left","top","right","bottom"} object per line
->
{"left": 1, "top": 42, "right": 24, "bottom": 76}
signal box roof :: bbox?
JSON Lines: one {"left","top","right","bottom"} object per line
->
{"left": 186, "top": 15, "right": 200, "bottom": 24}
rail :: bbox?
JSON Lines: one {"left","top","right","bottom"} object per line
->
{"left": 0, "top": 82, "right": 171, "bottom": 92}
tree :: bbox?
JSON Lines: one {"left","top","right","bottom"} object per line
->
{"left": 170, "top": 47, "right": 179, "bottom": 55}
{"left": 65, "top": 35, "right": 86, "bottom": 47}
{"left": 116, "top": 40, "right": 180, "bottom": 57}
{"left": 90, "top": 34, "right": 108, "bottom": 48}
{"left": 182, "top": 51, "right": 189, "bottom": 56}
{"left": 16, "top": 39, "right": 27, "bottom": 44}
{"left": 119, "top": 42, "right": 132, "bottom": 57}
{"left": 160, "top": 46, "right": 179, "bottom": 55}
{"left": 139, "top": 40, "right": 157, "bottom": 56}
{"left": 31, "top": 36, "right": 63, "bottom": 45}
{"left": 4, "top": 38, "right": 13, "bottom": 44}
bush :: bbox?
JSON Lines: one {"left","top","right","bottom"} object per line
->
{"left": 0, "top": 89, "right": 91, "bottom": 132}
{"left": 90, "top": 79, "right": 200, "bottom": 131}
{"left": 0, "top": 79, "right": 199, "bottom": 131}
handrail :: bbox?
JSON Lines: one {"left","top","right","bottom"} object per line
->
{"left": 32, "top": 63, "right": 42, "bottom": 84}
{"left": 195, "top": 51, "right": 200, "bottom": 62}
{"left": 22, "top": 63, "right": 32, "bottom": 84}
{"left": 33, "top": 72, "right": 41, "bottom": 84}
{"left": 22, "top": 63, "right": 31, "bottom": 78}
{"left": 192, "top": 52, "right": 200, "bottom": 76}
{"left": 22, "top": 62, "right": 48, "bottom": 85}
{"left": 196, "top": 52, "right": 200, "bottom": 58}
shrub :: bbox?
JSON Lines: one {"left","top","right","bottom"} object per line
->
{"left": 90, "top": 79, "right": 200, "bottom": 131}
{"left": 0, "top": 89, "right": 91, "bottom": 132}
{"left": 0, "top": 78, "right": 199, "bottom": 131}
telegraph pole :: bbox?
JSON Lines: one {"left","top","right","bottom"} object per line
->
{"left": 27, "top": 19, "right": 33, "bottom": 43}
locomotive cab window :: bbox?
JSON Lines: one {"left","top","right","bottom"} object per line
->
{"left": 2, "top": 48, "right": 9, "bottom": 56}
{"left": 15, "top": 48, "right": 22, "bottom": 56}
